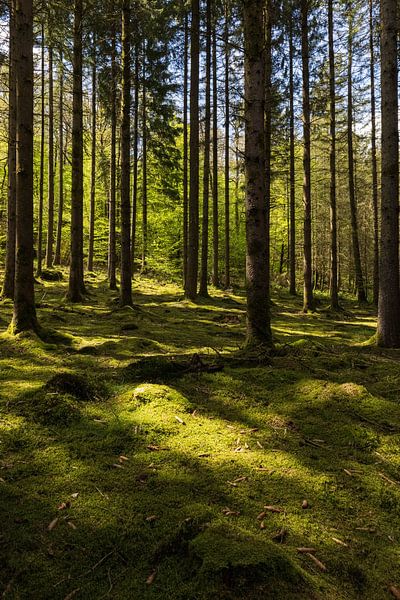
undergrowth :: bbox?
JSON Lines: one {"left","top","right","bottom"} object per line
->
{"left": 0, "top": 272, "right": 399, "bottom": 599}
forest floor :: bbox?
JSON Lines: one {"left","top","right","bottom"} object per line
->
{"left": 1, "top": 272, "right": 400, "bottom": 600}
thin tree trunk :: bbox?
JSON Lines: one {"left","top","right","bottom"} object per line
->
{"left": 54, "top": 49, "right": 64, "bottom": 266}
{"left": 289, "top": 14, "right": 296, "bottom": 296}
{"left": 185, "top": 0, "right": 200, "bottom": 300}
{"left": 36, "top": 24, "right": 45, "bottom": 277}
{"left": 12, "top": 0, "right": 38, "bottom": 332}
{"left": 212, "top": 20, "right": 219, "bottom": 287}
{"left": 199, "top": 0, "right": 212, "bottom": 297}
{"left": 347, "top": 3, "right": 366, "bottom": 303}
{"left": 131, "top": 44, "right": 139, "bottom": 273}
{"left": 120, "top": 0, "right": 132, "bottom": 306}
{"left": 183, "top": 11, "right": 189, "bottom": 287}
{"left": 224, "top": 0, "right": 230, "bottom": 289}
{"left": 244, "top": 0, "right": 272, "bottom": 347}
{"left": 370, "top": 0, "right": 379, "bottom": 307}
{"left": 141, "top": 47, "right": 148, "bottom": 274}
{"left": 68, "top": 0, "right": 85, "bottom": 302}
{"left": 328, "top": 0, "right": 339, "bottom": 309}
{"left": 108, "top": 28, "right": 117, "bottom": 290}
{"left": 301, "top": 0, "right": 314, "bottom": 312}
{"left": 264, "top": 0, "right": 271, "bottom": 299}
{"left": 2, "top": 0, "right": 16, "bottom": 299}
{"left": 45, "top": 45, "right": 54, "bottom": 268}
{"left": 87, "top": 35, "right": 97, "bottom": 272}
{"left": 377, "top": 0, "right": 400, "bottom": 346}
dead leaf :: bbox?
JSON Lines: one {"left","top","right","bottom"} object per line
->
{"left": 379, "top": 472, "right": 400, "bottom": 486}
{"left": 343, "top": 469, "right": 353, "bottom": 477}
{"left": 260, "top": 520, "right": 266, "bottom": 530}
{"left": 257, "top": 512, "right": 266, "bottom": 520}
{"left": 306, "top": 553, "right": 327, "bottom": 572}
{"left": 302, "top": 500, "right": 309, "bottom": 509}
{"left": 147, "top": 445, "right": 160, "bottom": 451}
{"left": 67, "top": 521, "right": 77, "bottom": 530}
{"left": 48, "top": 517, "right": 59, "bottom": 531}
{"left": 58, "top": 501, "right": 71, "bottom": 511}
{"left": 71, "top": 493, "right": 79, "bottom": 499}
{"left": 264, "top": 505, "right": 283, "bottom": 513}
{"left": 331, "top": 537, "right": 348, "bottom": 547}
{"left": 389, "top": 586, "right": 400, "bottom": 599}
{"left": 146, "top": 515, "right": 158, "bottom": 522}
{"left": 64, "top": 588, "right": 81, "bottom": 600}
{"left": 174, "top": 416, "right": 186, "bottom": 425}
{"left": 272, "top": 528, "right": 287, "bottom": 543}
{"left": 119, "top": 455, "right": 129, "bottom": 462}
{"left": 222, "top": 507, "right": 240, "bottom": 517}
{"left": 146, "top": 570, "right": 157, "bottom": 585}
{"left": 256, "top": 441, "right": 264, "bottom": 449}
{"left": 112, "top": 463, "right": 125, "bottom": 469}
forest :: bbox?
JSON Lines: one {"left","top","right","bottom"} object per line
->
{"left": 1, "top": 0, "right": 400, "bottom": 598}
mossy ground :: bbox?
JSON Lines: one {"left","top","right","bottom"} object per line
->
{"left": 1, "top": 272, "right": 400, "bottom": 599}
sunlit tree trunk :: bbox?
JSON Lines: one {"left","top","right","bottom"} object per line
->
{"left": 244, "top": 0, "right": 272, "bottom": 347}
{"left": 108, "top": 28, "right": 117, "bottom": 290}
{"left": 120, "top": 0, "right": 132, "bottom": 306}
{"left": 288, "top": 14, "right": 296, "bottom": 296}
{"left": 224, "top": 0, "right": 230, "bottom": 289}
{"left": 212, "top": 19, "right": 219, "bottom": 287}
{"left": 54, "top": 50, "right": 64, "bottom": 266}
{"left": 369, "top": 0, "right": 379, "bottom": 307}
{"left": 45, "top": 45, "right": 54, "bottom": 268}
{"left": 131, "top": 44, "right": 139, "bottom": 274}
{"left": 183, "top": 10, "right": 189, "bottom": 287}
{"left": 36, "top": 24, "right": 45, "bottom": 278}
{"left": 87, "top": 35, "right": 97, "bottom": 272}
{"left": 141, "top": 45, "right": 148, "bottom": 274}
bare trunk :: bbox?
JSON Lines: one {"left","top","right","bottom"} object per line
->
{"left": 12, "top": 0, "right": 38, "bottom": 332}
{"left": 377, "top": 0, "right": 400, "bottom": 346}
{"left": 211, "top": 20, "right": 219, "bottom": 287}
{"left": 45, "top": 45, "right": 54, "bottom": 268}
{"left": 185, "top": 0, "right": 200, "bottom": 300}
{"left": 183, "top": 11, "right": 189, "bottom": 287}
{"left": 289, "top": 15, "right": 296, "bottom": 296}
{"left": 199, "top": 0, "right": 212, "bottom": 297}
{"left": 370, "top": 0, "right": 379, "bottom": 307}
{"left": 131, "top": 45, "right": 139, "bottom": 274}
{"left": 120, "top": 0, "right": 132, "bottom": 306}
{"left": 54, "top": 50, "right": 64, "bottom": 265}
{"left": 36, "top": 24, "right": 45, "bottom": 277}
{"left": 108, "top": 29, "right": 117, "bottom": 290}
{"left": 141, "top": 47, "right": 148, "bottom": 274}
{"left": 2, "top": 0, "right": 16, "bottom": 299}
{"left": 244, "top": 0, "right": 272, "bottom": 347}
{"left": 68, "top": 0, "right": 85, "bottom": 302}
{"left": 87, "top": 36, "right": 97, "bottom": 272}
{"left": 224, "top": 0, "right": 230, "bottom": 288}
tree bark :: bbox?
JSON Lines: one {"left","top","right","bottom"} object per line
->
{"left": 328, "top": 0, "right": 339, "bottom": 309}
{"left": 211, "top": 19, "right": 219, "bottom": 287}
{"left": 377, "top": 0, "right": 400, "bottom": 346}
{"left": 2, "top": 0, "right": 17, "bottom": 299}
{"left": 120, "top": 0, "right": 132, "bottom": 306}
{"left": 12, "top": 0, "right": 38, "bottom": 332}
{"left": 244, "top": 0, "right": 272, "bottom": 347}
{"left": 199, "top": 0, "right": 212, "bottom": 297}
{"left": 183, "top": 10, "right": 189, "bottom": 287}
{"left": 369, "top": 0, "right": 379, "bottom": 307}
{"left": 87, "top": 35, "right": 97, "bottom": 272}
{"left": 131, "top": 44, "right": 139, "bottom": 274}
{"left": 54, "top": 49, "right": 64, "bottom": 266}
{"left": 45, "top": 45, "right": 54, "bottom": 268}
{"left": 264, "top": 0, "right": 271, "bottom": 302}
{"left": 347, "top": 2, "right": 366, "bottom": 303}
{"left": 36, "top": 23, "right": 45, "bottom": 278}
{"left": 288, "top": 14, "right": 296, "bottom": 296}
{"left": 141, "top": 45, "right": 148, "bottom": 274}
{"left": 224, "top": 0, "right": 230, "bottom": 289}
{"left": 108, "top": 28, "right": 117, "bottom": 290}
{"left": 301, "top": 0, "right": 314, "bottom": 312}
{"left": 185, "top": 0, "right": 200, "bottom": 300}
{"left": 68, "top": 0, "right": 85, "bottom": 302}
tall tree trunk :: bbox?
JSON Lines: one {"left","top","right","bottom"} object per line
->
{"left": 212, "top": 19, "right": 219, "bottom": 287}
{"left": 12, "top": 0, "right": 38, "bottom": 332}
{"left": 377, "top": 0, "right": 400, "bottom": 346}
{"left": 108, "top": 29, "right": 117, "bottom": 290}
{"left": 264, "top": 0, "right": 271, "bottom": 300}
{"left": 199, "top": 0, "right": 212, "bottom": 297}
{"left": 68, "top": 0, "right": 85, "bottom": 302}
{"left": 36, "top": 24, "right": 45, "bottom": 277}
{"left": 234, "top": 124, "right": 240, "bottom": 234}
{"left": 87, "top": 35, "right": 97, "bottom": 272}
{"left": 185, "top": 0, "right": 200, "bottom": 300}
{"left": 244, "top": 0, "right": 272, "bottom": 347}
{"left": 54, "top": 49, "right": 64, "bottom": 265}
{"left": 370, "top": 0, "right": 379, "bottom": 307}
{"left": 131, "top": 44, "right": 139, "bottom": 273}
{"left": 45, "top": 45, "right": 54, "bottom": 268}
{"left": 120, "top": 0, "right": 132, "bottom": 306}
{"left": 141, "top": 47, "right": 148, "bottom": 274}
{"left": 328, "top": 0, "right": 339, "bottom": 309}
{"left": 301, "top": 0, "right": 314, "bottom": 312}
{"left": 347, "top": 3, "right": 366, "bottom": 303}
{"left": 183, "top": 11, "right": 189, "bottom": 287}
{"left": 2, "top": 0, "right": 17, "bottom": 299}
{"left": 224, "top": 0, "right": 230, "bottom": 288}
{"left": 288, "top": 14, "right": 296, "bottom": 296}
